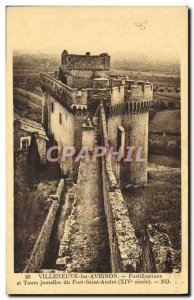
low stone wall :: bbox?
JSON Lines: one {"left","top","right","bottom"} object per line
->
{"left": 56, "top": 185, "right": 77, "bottom": 267}
{"left": 99, "top": 103, "right": 141, "bottom": 272}
{"left": 23, "top": 179, "right": 64, "bottom": 273}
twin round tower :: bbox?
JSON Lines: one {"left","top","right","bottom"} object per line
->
{"left": 41, "top": 50, "right": 153, "bottom": 186}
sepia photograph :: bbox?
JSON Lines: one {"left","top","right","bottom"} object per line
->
{"left": 6, "top": 6, "right": 188, "bottom": 294}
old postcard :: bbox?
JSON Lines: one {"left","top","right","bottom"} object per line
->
{"left": 6, "top": 6, "right": 188, "bottom": 294}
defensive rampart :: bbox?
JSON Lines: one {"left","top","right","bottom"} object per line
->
{"left": 40, "top": 73, "right": 74, "bottom": 112}
{"left": 99, "top": 103, "right": 141, "bottom": 272}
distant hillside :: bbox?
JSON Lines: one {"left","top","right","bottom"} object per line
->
{"left": 13, "top": 88, "right": 42, "bottom": 123}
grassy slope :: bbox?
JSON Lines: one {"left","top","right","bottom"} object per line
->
{"left": 122, "top": 164, "right": 181, "bottom": 250}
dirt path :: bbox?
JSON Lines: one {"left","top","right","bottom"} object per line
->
{"left": 57, "top": 161, "right": 111, "bottom": 272}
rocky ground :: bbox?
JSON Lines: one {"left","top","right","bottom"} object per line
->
{"left": 122, "top": 162, "right": 181, "bottom": 251}
{"left": 14, "top": 180, "right": 58, "bottom": 272}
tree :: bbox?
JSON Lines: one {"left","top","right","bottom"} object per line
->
{"left": 168, "top": 102, "right": 176, "bottom": 109}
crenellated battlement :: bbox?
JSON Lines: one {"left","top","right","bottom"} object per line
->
{"left": 108, "top": 100, "right": 151, "bottom": 117}
{"left": 110, "top": 86, "right": 125, "bottom": 105}
{"left": 40, "top": 72, "right": 76, "bottom": 92}
{"left": 41, "top": 73, "right": 153, "bottom": 117}
{"left": 71, "top": 104, "right": 87, "bottom": 113}
{"left": 127, "top": 81, "right": 153, "bottom": 101}
{"left": 40, "top": 73, "right": 90, "bottom": 107}
{"left": 40, "top": 73, "right": 74, "bottom": 112}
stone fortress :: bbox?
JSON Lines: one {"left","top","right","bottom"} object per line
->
{"left": 40, "top": 50, "right": 153, "bottom": 186}
{"left": 26, "top": 50, "right": 180, "bottom": 274}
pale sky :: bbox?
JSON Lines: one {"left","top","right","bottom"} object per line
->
{"left": 7, "top": 7, "right": 187, "bottom": 62}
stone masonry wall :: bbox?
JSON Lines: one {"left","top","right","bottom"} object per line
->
{"left": 55, "top": 174, "right": 79, "bottom": 269}
{"left": 61, "top": 52, "right": 110, "bottom": 71}
{"left": 99, "top": 103, "right": 141, "bottom": 272}
{"left": 23, "top": 179, "right": 64, "bottom": 273}
{"left": 13, "top": 87, "right": 43, "bottom": 106}
{"left": 73, "top": 114, "right": 84, "bottom": 151}
{"left": 122, "top": 112, "right": 149, "bottom": 185}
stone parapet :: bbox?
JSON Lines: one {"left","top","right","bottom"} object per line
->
{"left": 40, "top": 73, "right": 74, "bottom": 112}
{"left": 126, "top": 82, "right": 153, "bottom": 101}
{"left": 56, "top": 186, "right": 76, "bottom": 267}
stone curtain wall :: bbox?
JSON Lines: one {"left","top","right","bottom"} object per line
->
{"left": 23, "top": 179, "right": 64, "bottom": 273}
{"left": 99, "top": 103, "right": 141, "bottom": 272}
